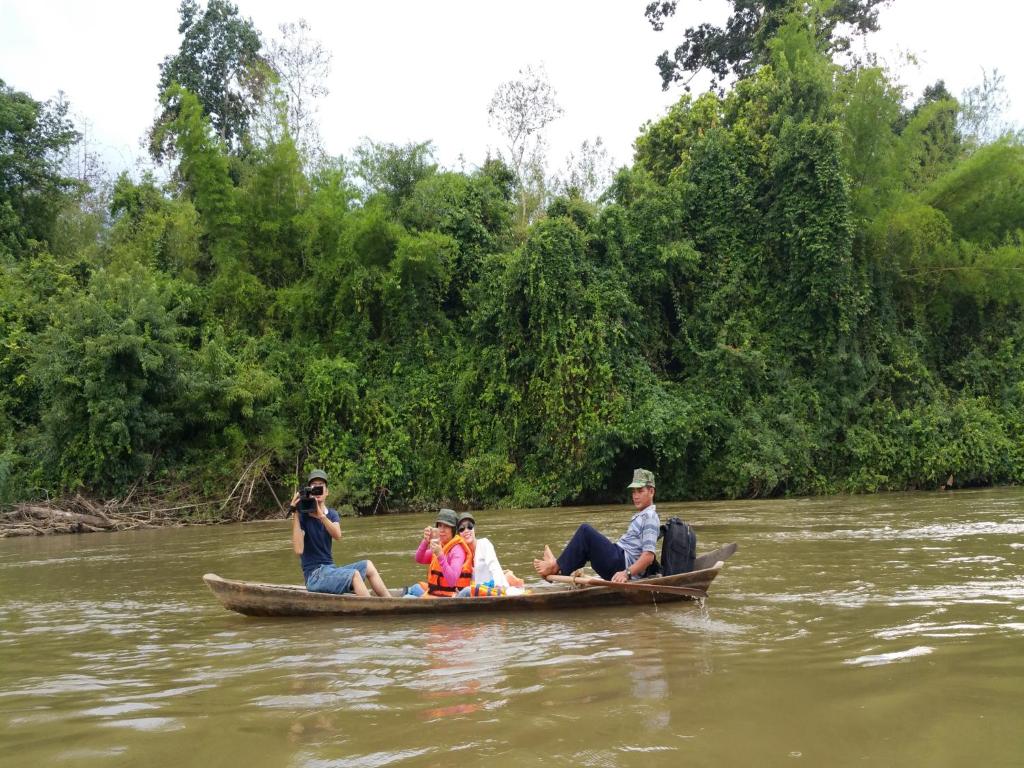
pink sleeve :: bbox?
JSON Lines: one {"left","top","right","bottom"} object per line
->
{"left": 415, "top": 540, "right": 432, "bottom": 564}
{"left": 439, "top": 545, "right": 466, "bottom": 585}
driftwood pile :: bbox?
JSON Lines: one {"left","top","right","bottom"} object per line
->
{"left": 0, "top": 460, "right": 408, "bottom": 538}
{"left": 0, "top": 495, "right": 198, "bottom": 537}
{"left": 1, "top": 489, "right": 286, "bottom": 539}
{"left": 0, "top": 455, "right": 295, "bottom": 538}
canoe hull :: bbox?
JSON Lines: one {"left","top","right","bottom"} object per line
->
{"left": 202, "top": 544, "right": 737, "bottom": 618}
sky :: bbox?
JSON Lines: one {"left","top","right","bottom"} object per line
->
{"left": 1, "top": 0, "right": 1021, "bottom": 178}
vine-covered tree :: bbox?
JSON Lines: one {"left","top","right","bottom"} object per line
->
{"left": 645, "top": 0, "right": 890, "bottom": 92}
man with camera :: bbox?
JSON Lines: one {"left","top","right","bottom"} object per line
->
{"left": 290, "top": 469, "right": 390, "bottom": 596}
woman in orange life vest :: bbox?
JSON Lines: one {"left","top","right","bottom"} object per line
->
{"left": 404, "top": 508, "right": 473, "bottom": 598}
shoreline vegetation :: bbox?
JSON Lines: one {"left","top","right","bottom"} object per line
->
{"left": 4, "top": 5, "right": 1024, "bottom": 524}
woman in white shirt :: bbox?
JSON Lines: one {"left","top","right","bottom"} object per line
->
{"left": 455, "top": 512, "right": 525, "bottom": 596}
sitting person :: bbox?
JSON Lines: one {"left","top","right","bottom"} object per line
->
{"left": 405, "top": 508, "right": 473, "bottom": 597}
{"left": 290, "top": 469, "right": 389, "bottom": 596}
{"left": 533, "top": 468, "right": 660, "bottom": 583}
{"left": 453, "top": 512, "right": 525, "bottom": 597}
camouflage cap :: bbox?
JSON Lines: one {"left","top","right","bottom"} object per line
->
{"left": 435, "top": 508, "right": 459, "bottom": 529}
{"left": 626, "top": 468, "right": 655, "bottom": 489}
{"left": 307, "top": 468, "right": 329, "bottom": 484}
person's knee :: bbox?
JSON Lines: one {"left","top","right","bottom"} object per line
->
{"left": 365, "top": 560, "right": 377, "bottom": 577}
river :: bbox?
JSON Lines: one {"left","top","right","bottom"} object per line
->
{"left": 1, "top": 488, "right": 1022, "bottom": 767}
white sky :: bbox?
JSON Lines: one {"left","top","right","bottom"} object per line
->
{"left": 1, "top": 0, "right": 1021, "bottom": 177}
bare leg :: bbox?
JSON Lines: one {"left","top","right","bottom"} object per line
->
{"left": 350, "top": 571, "right": 371, "bottom": 597}
{"left": 364, "top": 560, "right": 390, "bottom": 597}
{"left": 533, "top": 545, "right": 560, "bottom": 578}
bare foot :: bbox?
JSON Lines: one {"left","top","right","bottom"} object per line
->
{"left": 533, "top": 545, "right": 560, "bottom": 578}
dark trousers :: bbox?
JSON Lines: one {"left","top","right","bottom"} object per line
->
{"left": 556, "top": 523, "right": 627, "bottom": 581}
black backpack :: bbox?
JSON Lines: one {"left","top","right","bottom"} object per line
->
{"left": 658, "top": 517, "right": 697, "bottom": 575}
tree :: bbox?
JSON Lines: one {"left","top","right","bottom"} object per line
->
{"left": 553, "top": 136, "right": 616, "bottom": 202}
{"left": 31, "top": 264, "right": 188, "bottom": 492}
{"left": 265, "top": 18, "right": 331, "bottom": 165}
{"left": 237, "top": 130, "right": 309, "bottom": 286}
{"left": 60, "top": 107, "right": 104, "bottom": 193}
{"left": 352, "top": 139, "right": 437, "bottom": 209}
{"left": 0, "top": 79, "right": 79, "bottom": 256}
{"left": 151, "top": 0, "right": 272, "bottom": 161}
{"left": 959, "top": 69, "right": 1018, "bottom": 148}
{"left": 487, "top": 65, "right": 564, "bottom": 225}
{"left": 645, "top": 0, "right": 889, "bottom": 92}
{"left": 156, "top": 85, "right": 238, "bottom": 247}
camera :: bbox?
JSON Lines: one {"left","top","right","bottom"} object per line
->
{"left": 297, "top": 485, "right": 324, "bottom": 514}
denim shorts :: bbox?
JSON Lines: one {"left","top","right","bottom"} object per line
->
{"left": 306, "top": 560, "right": 368, "bottom": 594}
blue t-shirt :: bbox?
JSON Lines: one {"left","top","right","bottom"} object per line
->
{"left": 298, "top": 508, "right": 340, "bottom": 580}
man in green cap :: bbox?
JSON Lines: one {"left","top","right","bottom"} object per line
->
{"left": 534, "top": 468, "right": 659, "bottom": 583}
{"left": 290, "top": 469, "right": 390, "bottom": 596}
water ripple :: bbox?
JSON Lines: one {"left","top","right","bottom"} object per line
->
{"left": 844, "top": 646, "right": 933, "bottom": 667}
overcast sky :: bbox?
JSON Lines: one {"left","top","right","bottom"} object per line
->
{"left": 1, "top": 0, "right": 1021, "bottom": 177}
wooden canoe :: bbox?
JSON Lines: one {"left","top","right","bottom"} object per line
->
{"left": 203, "top": 543, "right": 737, "bottom": 617}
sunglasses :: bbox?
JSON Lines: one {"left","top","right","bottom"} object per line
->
{"left": 458, "top": 521, "right": 475, "bottom": 532}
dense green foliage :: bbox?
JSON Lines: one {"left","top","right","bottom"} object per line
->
{"left": 3, "top": 8, "right": 1024, "bottom": 511}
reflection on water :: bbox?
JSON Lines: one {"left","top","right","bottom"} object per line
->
{"left": 1, "top": 488, "right": 1023, "bottom": 766}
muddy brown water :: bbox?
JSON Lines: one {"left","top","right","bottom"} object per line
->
{"left": 1, "top": 489, "right": 1022, "bottom": 766}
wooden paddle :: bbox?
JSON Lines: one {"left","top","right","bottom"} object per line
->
{"left": 546, "top": 574, "right": 707, "bottom": 598}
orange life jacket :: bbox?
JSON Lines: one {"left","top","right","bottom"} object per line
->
{"left": 425, "top": 535, "right": 473, "bottom": 597}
